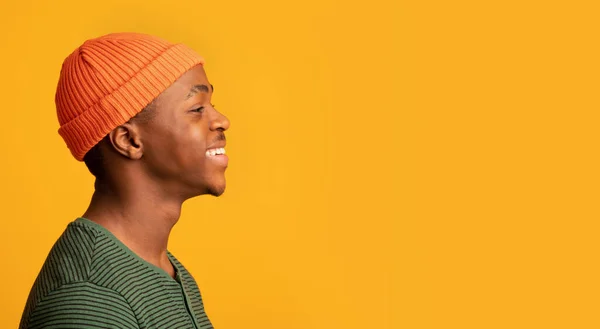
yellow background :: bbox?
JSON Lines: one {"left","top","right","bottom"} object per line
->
{"left": 1, "top": 0, "right": 598, "bottom": 328}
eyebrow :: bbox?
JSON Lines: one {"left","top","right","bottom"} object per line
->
{"left": 186, "top": 84, "right": 214, "bottom": 99}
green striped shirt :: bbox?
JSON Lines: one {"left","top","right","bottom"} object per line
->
{"left": 19, "top": 218, "right": 214, "bottom": 329}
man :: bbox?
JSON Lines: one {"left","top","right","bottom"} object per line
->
{"left": 19, "top": 32, "right": 229, "bottom": 329}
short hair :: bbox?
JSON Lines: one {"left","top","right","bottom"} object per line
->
{"left": 83, "top": 135, "right": 108, "bottom": 179}
{"left": 130, "top": 101, "right": 157, "bottom": 124}
{"left": 83, "top": 102, "right": 156, "bottom": 179}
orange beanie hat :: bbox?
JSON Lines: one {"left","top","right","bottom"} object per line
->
{"left": 55, "top": 32, "right": 205, "bottom": 161}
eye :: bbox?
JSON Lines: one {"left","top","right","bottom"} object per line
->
{"left": 191, "top": 106, "right": 205, "bottom": 113}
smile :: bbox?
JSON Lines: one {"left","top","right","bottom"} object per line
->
{"left": 205, "top": 147, "right": 226, "bottom": 157}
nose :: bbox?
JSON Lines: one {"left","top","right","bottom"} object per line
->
{"left": 210, "top": 108, "right": 230, "bottom": 131}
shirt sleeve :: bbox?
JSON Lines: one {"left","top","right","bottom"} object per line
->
{"left": 23, "top": 281, "right": 139, "bottom": 329}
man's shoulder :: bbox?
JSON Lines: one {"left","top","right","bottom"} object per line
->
{"left": 19, "top": 219, "right": 113, "bottom": 327}
{"left": 33, "top": 220, "right": 104, "bottom": 285}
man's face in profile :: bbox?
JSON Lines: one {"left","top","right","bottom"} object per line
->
{"left": 134, "top": 65, "right": 230, "bottom": 197}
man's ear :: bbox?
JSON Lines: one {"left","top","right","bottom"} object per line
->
{"left": 107, "top": 122, "right": 143, "bottom": 160}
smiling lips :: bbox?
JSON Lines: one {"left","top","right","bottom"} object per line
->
{"left": 205, "top": 147, "right": 226, "bottom": 157}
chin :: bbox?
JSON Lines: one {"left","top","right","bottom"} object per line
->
{"left": 188, "top": 174, "right": 227, "bottom": 197}
{"left": 205, "top": 177, "right": 227, "bottom": 196}
{"left": 208, "top": 184, "right": 226, "bottom": 196}
{"left": 187, "top": 185, "right": 225, "bottom": 199}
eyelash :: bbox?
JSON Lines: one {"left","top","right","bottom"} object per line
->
{"left": 191, "top": 104, "right": 216, "bottom": 113}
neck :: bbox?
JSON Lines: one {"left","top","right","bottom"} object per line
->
{"left": 82, "top": 175, "right": 184, "bottom": 277}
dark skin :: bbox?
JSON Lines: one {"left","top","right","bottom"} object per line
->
{"left": 82, "top": 65, "right": 230, "bottom": 278}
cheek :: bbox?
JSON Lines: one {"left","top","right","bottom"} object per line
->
{"left": 187, "top": 126, "right": 206, "bottom": 143}
{"left": 173, "top": 126, "right": 209, "bottom": 163}
{"left": 144, "top": 120, "right": 210, "bottom": 174}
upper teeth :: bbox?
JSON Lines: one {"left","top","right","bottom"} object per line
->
{"left": 206, "top": 147, "right": 226, "bottom": 156}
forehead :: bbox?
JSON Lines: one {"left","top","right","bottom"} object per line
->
{"left": 176, "top": 64, "right": 209, "bottom": 86}
{"left": 158, "top": 64, "right": 210, "bottom": 100}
